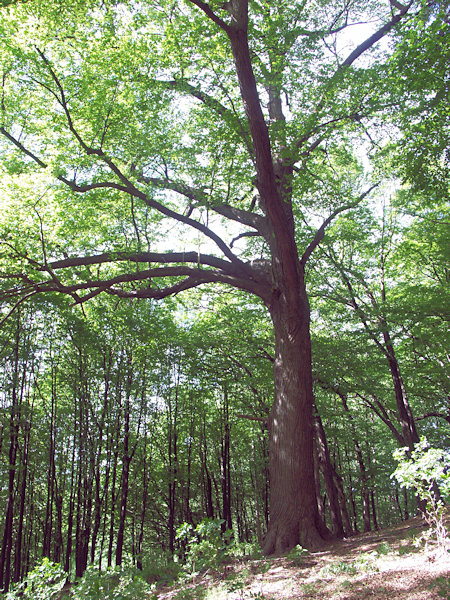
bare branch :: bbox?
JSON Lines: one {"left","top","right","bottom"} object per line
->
{"left": 0, "top": 292, "right": 40, "bottom": 328}
{"left": 230, "top": 230, "right": 260, "bottom": 247}
{"left": 236, "top": 414, "right": 268, "bottom": 426}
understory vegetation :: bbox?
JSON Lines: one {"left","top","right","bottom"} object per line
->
{"left": 4, "top": 513, "right": 450, "bottom": 599}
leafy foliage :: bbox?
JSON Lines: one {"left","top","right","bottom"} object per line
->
{"left": 5, "top": 559, "right": 66, "bottom": 600}
{"left": 392, "top": 437, "right": 450, "bottom": 551}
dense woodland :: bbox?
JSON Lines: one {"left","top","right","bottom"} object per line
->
{"left": 0, "top": 0, "right": 448, "bottom": 594}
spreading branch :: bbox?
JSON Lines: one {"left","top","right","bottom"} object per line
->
{"left": 135, "top": 174, "right": 264, "bottom": 231}
{"left": 300, "top": 183, "right": 380, "bottom": 266}
{"left": 294, "top": 2, "right": 414, "bottom": 154}
{"left": 47, "top": 251, "right": 236, "bottom": 273}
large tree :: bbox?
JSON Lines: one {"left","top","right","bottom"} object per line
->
{"left": 0, "top": 0, "right": 442, "bottom": 553}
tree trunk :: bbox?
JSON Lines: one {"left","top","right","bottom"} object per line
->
{"left": 167, "top": 387, "right": 178, "bottom": 556}
{"left": 313, "top": 440, "right": 330, "bottom": 537}
{"left": 313, "top": 406, "right": 344, "bottom": 537}
{"left": 201, "top": 413, "right": 214, "bottom": 519}
{"left": 339, "top": 393, "right": 371, "bottom": 532}
{"left": 64, "top": 430, "right": 76, "bottom": 574}
{"left": 333, "top": 470, "right": 353, "bottom": 535}
{"left": 262, "top": 280, "right": 324, "bottom": 554}
{"left": 220, "top": 386, "right": 232, "bottom": 533}
{"left": 13, "top": 421, "right": 30, "bottom": 584}
{"left": 137, "top": 433, "right": 150, "bottom": 571}
{"left": 0, "top": 323, "right": 22, "bottom": 592}
{"left": 116, "top": 377, "right": 133, "bottom": 567}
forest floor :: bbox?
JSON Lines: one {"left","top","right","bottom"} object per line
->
{"left": 155, "top": 515, "right": 450, "bottom": 600}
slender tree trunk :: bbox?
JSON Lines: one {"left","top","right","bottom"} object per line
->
{"left": 251, "top": 439, "right": 264, "bottom": 543}
{"left": 403, "top": 488, "right": 409, "bottom": 520}
{"left": 370, "top": 490, "right": 379, "bottom": 530}
{"left": 13, "top": 422, "right": 29, "bottom": 583}
{"left": 107, "top": 447, "right": 119, "bottom": 568}
{"left": 137, "top": 433, "right": 150, "bottom": 571}
{"left": 379, "top": 216, "right": 419, "bottom": 452}
{"left": 313, "top": 406, "right": 344, "bottom": 537}
{"left": 13, "top": 377, "right": 34, "bottom": 584}
{"left": 0, "top": 323, "right": 22, "bottom": 592}
{"left": 338, "top": 393, "right": 371, "bottom": 532}
{"left": 64, "top": 427, "right": 76, "bottom": 574}
{"left": 344, "top": 444, "right": 359, "bottom": 532}
{"left": 220, "top": 386, "right": 232, "bottom": 533}
{"left": 90, "top": 354, "right": 111, "bottom": 565}
{"left": 333, "top": 471, "right": 353, "bottom": 535}
{"left": 183, "top": 408, "right": 194, "bottom": 525}
{"left": 201, "top": 414, "right": 214, "bottom": 519}
{"left": 313, "top": 440, "right": 329, "bottom": 536}
{"left": 115, "top": 451, "right": 131, "bottom": 566}
{"left": 167, "top": 387, "right": 178, "bottom": 556}
{"left": 43, "top": 366, "right": 58, "bottom": 558}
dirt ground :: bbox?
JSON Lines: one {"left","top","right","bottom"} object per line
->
{"left": 157, "top": 516, "right": 450, "bottom": 600}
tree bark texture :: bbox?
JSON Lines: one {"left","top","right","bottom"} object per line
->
{"left": 262, "top": 279, "right": 324, "bottom": 554}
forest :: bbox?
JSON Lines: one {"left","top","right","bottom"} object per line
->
{"left": 0, "top": 0, "right": 448, "bottom": 597}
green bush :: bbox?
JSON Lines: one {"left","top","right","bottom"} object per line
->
{"left": 139, "top": 549, "right": 180, "bottom": 585}
{"left": 176, "top": 518, "right": 233, "bottom": 577}
{"left": 5, "top": 558, "right": 66, "bottom": 600}
{"left": 287, "top": 544, "right": 308, "bottom": 566}
{"left": 71, "top": 564, "right": 154, "bottom": 600}
{"left": 392, "top": 437, "right": 449, "bottom": 552}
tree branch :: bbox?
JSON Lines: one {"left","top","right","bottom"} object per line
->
{"left": 187, "top": 0, "right": 231, "bottom": 33}
{"left": 341, "top": 2, "right": 413, "bottom": 68}
{"left": 300, "top": 183, "right": 379, "bottom": 266}
{"left": 294, "top": 2, "right": 414, "bottom": 153}
{"left": 47, "top": 250, "right": 237, "bottom": 273}
{"left": 236, "top": 414, "right": 268, "bottom": 426}
{"left": 0, "top": 123, "right": 254, "bottom": 275}
{"left": 416, "top": 411, "right": 450, "bottom": 425}
{"left": 230, "top": 230, "right": 260, "bottom": 247}
{"left": 155, "top": 78, "right": 251, "bottom": 149}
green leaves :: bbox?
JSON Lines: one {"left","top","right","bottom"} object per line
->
{"left": 5, "top": 559, "right": 66, "bottom": 600}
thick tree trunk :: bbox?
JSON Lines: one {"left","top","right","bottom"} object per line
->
{"left": 262, "top": 281, "right": 324, "bottom": 554}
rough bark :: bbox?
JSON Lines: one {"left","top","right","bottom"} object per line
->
{"left": 262, "top": 279, "right": 324, "bottom": 554}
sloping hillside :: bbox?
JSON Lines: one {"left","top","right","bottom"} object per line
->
{"left": 157, "top": 516, "right": 449, "bottom": 600}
